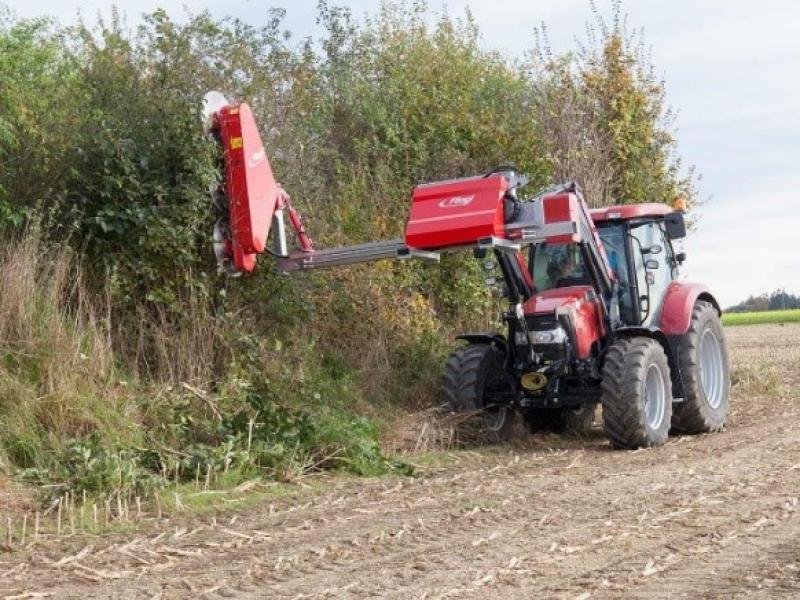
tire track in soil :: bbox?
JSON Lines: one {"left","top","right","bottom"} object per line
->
{"left": 0, "top": 324, "right": 797, "bottom": 599}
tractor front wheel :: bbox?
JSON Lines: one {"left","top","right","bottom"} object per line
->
{"left": 601, "top": 337, "right": 672, "bottom": 449}
{"left": 672, "top": 301, "right": 731, "bottom": 433}
{"left": 442, "top": 343, "right": 516, "bottom": 442}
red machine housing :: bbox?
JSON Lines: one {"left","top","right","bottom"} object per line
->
{"left": 589, "top": 203, "right": 673, "bottom": 223}
{"left": 524, "top": 286, "right": 606, "bottom": 360}
{"left": 404, "top": 175, "right": 509, "bottom": 249}
{"left": 214, "top": 103, "right": 280, "bottom": 272}
{"left": 538, "top": 192, "right": 581, "bottom": 244}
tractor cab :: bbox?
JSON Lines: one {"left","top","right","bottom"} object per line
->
{"left": 526, "top": 203, "right": 687, "bottom": 328}
{"left": 590, "top": 204, "right": 687, "bottom": 327}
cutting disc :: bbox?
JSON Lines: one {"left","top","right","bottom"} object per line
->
{"left": 202, "top": 91, "right": 230, "bottom": 133}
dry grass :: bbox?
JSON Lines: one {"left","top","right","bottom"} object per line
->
{"left": 0, "top": 229, "right": 138, "bottom": 460}
{"left": 726, "top": 323, "right": 800, "bottom": 397}
{"left": 127, "top": 295, "right": 232, "bottom": 386}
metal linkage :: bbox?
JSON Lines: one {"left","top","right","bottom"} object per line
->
{"left": 277, "top": 239, "right": 432, "bottom": 273}
{"left": 275, "top": 234, "right": 526, "bottom": 273}
{"left": 477, "top": 236, "right": 521, "bottom": 252}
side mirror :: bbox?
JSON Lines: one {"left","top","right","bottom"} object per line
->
{"left": 664, "top": 212, "right": 686, "bottom": 239}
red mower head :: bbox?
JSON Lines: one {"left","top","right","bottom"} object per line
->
{"left": 209, "top": 101, "right": 280, "bottom": 274}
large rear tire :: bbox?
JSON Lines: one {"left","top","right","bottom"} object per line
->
{"left": 601, "top": 337, "right": 672, "bottom": 449}
{"left": 441, "top": 343, "right": 516, "bottom": 442}
{"left": 671, "top": 301, "right": 731, "bottom": 433}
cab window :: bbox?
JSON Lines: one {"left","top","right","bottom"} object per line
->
{"left": 630, "top": 221, "right": 673, "bottom": 325}
{"left": 598, "top": 224, "right": 636, "bottom": 324}
{"left": 531, "top": 243, "right": 590, "bottom": 291}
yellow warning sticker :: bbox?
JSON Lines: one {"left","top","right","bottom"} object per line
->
{"left": 229, "top": 137, "right": 243, "bottom": 149}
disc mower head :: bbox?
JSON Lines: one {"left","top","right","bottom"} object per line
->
{"left": 206, "top": 94, "right": 280, "bottom": 274}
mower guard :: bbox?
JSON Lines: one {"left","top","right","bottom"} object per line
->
{"left": 213, "top": 102, "right": 279, "bottom": 272}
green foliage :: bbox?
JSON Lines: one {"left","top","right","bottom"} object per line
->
{"left": 63, "top": 16, "right": 223, "bottom": 305}
{"left": 528, "top": 1, "right": 697, "bottom": 207}
{"left": 579, "top": 25, "right": 692, "bottom": 205}
{"left": 723, "top": 309, "right": 800, "bottom": 327}
{"left": 0, "top": 14, "right": 80, "bottom": 227}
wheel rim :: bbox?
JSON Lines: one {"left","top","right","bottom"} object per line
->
{"left": 699, "top": 328, "right": 724, "bottom": 409}
{"left": 483, "top": 406, "right": 509, "bottom": 431}
{"left": 481, "top": 360, "right": 512, "bottom": 432}
{"left": 644, "top": 364, "right": 666, "bottom": 429}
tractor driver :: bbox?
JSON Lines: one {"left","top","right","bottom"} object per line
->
{"left": 533, "top": 242, "right": 590, "bottom": 290}
{"left": 548, "top": 243, "right": 588, "bottom": 287}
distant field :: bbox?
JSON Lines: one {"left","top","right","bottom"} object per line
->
{"left": 723, "top": 308, "right": 800, "bottom": 326}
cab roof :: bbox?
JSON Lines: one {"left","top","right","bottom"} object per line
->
{"left": 589, "top": 203, "right": 673, "bottom": 223}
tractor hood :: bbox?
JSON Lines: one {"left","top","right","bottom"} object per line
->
{"left": 523, "top": 286, "right": 604, "bottom": 360}
{"left": 523, "top": 285, "right": 595, "bottom": 315}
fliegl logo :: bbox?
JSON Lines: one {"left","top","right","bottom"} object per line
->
{"left": 248, "top": 148, "right": 266, "bottom": 168}
{"left": 438, "top": 194, "right": 475, "bottom": 208}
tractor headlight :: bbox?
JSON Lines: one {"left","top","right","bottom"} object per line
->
{"left": 531, "top": 327, "right": 567, "bottom": 345}
{"left": 514, "top": 327, "right": 567, "bottom": 346}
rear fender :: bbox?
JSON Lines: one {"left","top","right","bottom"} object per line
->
{"left": 613, "top": 327, "right": 684, "bottom": 399}
{"left": 659, "top": 282, "right": 721, "bottom": 335}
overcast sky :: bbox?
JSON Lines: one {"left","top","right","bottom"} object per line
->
{"left": 6, "top": 0, "right": 800, "bottom": 306}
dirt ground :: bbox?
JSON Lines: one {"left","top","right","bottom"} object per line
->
{"left": 1, "top": 323, "right": 799, "bottom": 599}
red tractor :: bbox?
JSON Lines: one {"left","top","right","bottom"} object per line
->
{"left": 206, "top": 95, "right": 730, "bottom": 449}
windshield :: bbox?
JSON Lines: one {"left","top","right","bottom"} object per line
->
{"left": 531, "top": 243, "right": 590, "bottom": 292}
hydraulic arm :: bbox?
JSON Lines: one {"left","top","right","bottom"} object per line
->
{"left": 206, "top": 94, "right": 618, "bottom": 319}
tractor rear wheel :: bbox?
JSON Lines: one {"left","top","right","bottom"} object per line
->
{"left": 601, "top": 337, "right": 672, "bottom": 449}
{"left": 441, "top": 343, "right": 516, "bottom": 442}
{"left": 672, "top": 300, "right": 731, "bottom": 433}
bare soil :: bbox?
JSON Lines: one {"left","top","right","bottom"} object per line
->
{"left": 1, "top": 323, "right": 799, "bottom": 599}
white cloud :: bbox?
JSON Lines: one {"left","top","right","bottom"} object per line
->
{"left": 683, "top": 177, "right": 800, "bottom": 306}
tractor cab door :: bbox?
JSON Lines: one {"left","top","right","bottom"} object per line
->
{"left": 629, "top": 220, "right": 674, "bottom": 326}
{"left": 597, "top": 224, "right": 637, "bottom": 324}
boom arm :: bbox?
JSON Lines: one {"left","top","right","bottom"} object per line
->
{"left": 207, "top": 98, "right": 618, "bottom": 321}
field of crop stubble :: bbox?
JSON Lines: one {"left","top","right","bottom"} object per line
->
{"left": 0, "top": 323, "right": 798, "bottom": 599}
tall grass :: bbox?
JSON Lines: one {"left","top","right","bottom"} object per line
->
{"left": 0, "top": 228, "right": 139, "bottom": 472}
{"left": 0, "top": 230, "right": 399, "bottom": 502}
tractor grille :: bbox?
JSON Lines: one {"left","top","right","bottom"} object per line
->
{"left": 526, "top": 314, "right": 566, "bottom": 364}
